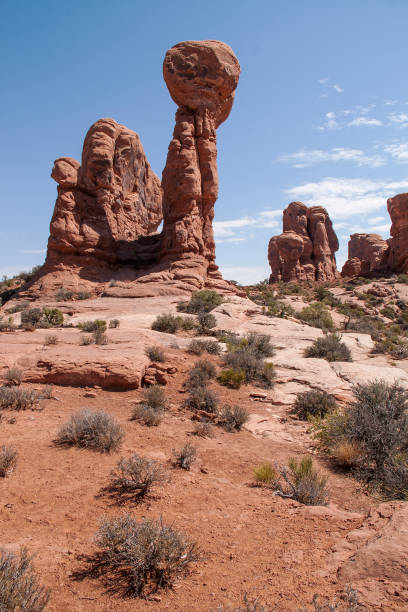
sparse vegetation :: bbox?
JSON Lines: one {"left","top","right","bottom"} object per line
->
{"left": 143, "top": 385, "right": 166, "bottom": 410}
{"left": 131, "top": 404, "right": 163, "bottom": 427}
{"left": 78, "top": 319, "right": 107, "bottom": 332}
{"left": 184, "top": 385, "right": 219, "bottom": 414}
{"left": 0, "top": 316, "right": 16, "bottom": 332}
{"left": 0, "top": 387, "right": 41, "bottom": 411}
{"left": 297, "top": 302, "right": 334, "bottom": 330}
{"left": 177, "top": 290, "right": 223, "bottom": 314}
{"left": 223, "top": 348, "right": 275, "bottom": 388}
{"left": 109, "top": 318, "right": 120, "bottom": 328}
{"left": 0, "top": 445, "right": 17, "bottom": 477}
{"left": 273, "top": 456, "right": 329, "bottom": 506}
{"left": 172, "top": 443, "right": 197, "bottom": 470}
{"left": 4, "top": 367, "right": 23, "bottom": 386}
{"left": 187, "top": 360, "right": 217, "bottom": 389}
{"left": 197, "top": 311, "right": 217, "bottom": 334}
{"left": 145, "top": 345, "right": 166, "bottom": 362}
{"left": 193, "top": 421, "right": 214, "bottom": 438}
{"left": 217, "top": 368, "right": 245, "bottom": 389}
{"left": 218, "top": 404, "right": 249, "bottom": 432}
{"left": 108, "top": 454, "right": 168, "bottom": 501}
{"left": 21, "top": 307, "right": 64, "bottom": 330}
{"left": 55, "top": 409, "right": 124, "bottom": 453}
{"left": 151, "top": 313, "right": 194, "bottom": 334}
{"left": 253, "top": 463, "right": 277, "bottom": 484}
{"left": 93, "top": 328, "right": 109, "bottom": 345}
{"left": 44, "top": 334, "right": 58, "bottom": 346}
{"left": 92, "top": 515, "right": 200, "bottom": 597}
{"left": 332, "top": 440, "right": 365, "bottom": 469}
{"left": 304, "top": 333, "right": 352, "bottom": 362}
{"left": 293, "top": 390, "right": 338, "bottom": 420}
{"left": 0, "top": 547, "right": 51, "bottom": 611}
{"left": 188, "top": 339, "right": 221, "bottom": 355}
{"left": 80, "top": 335, "right": 93, "bottom": 346}
{"left": 55, "top": 287, "right": 74, "bottom": 301}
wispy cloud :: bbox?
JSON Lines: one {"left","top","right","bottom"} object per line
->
{"left": 388, "top": 112, "right": 408, "bottom": 127}
{"left": 214, "top": 212, "right": 280, "bottom": 243}
{"left": 333, "top": 84, "right": 344, "bottom": 93}
{"left": 285, "top": 177, "right": 408, "bottom": 219}
{"left": 318, "top": 77, "right": 344, "bottom": 95}
{"left": 383, "top": 143, "right": 408, "bottom": 163}
{"left": 277, "top": 147, "right": 385, "bottom": 168}
{"left": 348, "top": 117, "right": 382, "bottom": 127}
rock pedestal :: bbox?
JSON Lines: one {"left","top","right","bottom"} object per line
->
{"left": 387, "top": 193, "right": 408, "bottom": 272}
{"left": 341, "top": 233, "right": 389, "bottom": 278}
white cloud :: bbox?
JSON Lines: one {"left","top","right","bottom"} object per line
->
{"left": 214, "top": 212, "right": 281, "bottom": 243}
{"left": 285, "top": 177, "right": 408, "bottom": 219}
{"left": 277, "top": 147, "right": 385, "bottom": 168}
{"left": 368, "top": 216, "right": 386, "bottom": 225}
{"left": 319, "top": 77, "right": 329, "bottom": 84}
{"left": 388, "top": 112, "right": 408, "bottom": 126}
{"left": 333, "top": 84, "right": 343, "bottom": 93}
{"left": 348, "top": 117, "right": 383, "bottom": 127}
{"left": 384, "top": 143, "right": 408, "bottom": 162}
{"left": 318, "top": 78, "right": 344, "bottom": 94}
{"left": 259, "top": 209, "right": 283, "bottom": 219}
{"left": 213, "top": 216, "right": 256, "bottom": 238}
{"left": 218, "top": 265, "right": 270, "bottom": 285}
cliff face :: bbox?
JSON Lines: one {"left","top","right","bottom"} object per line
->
{"left": 341, "top": 234, "right": 389, "bottom": 278}
{"left": 268, "top": 202, "right": 339, "bottom": 283}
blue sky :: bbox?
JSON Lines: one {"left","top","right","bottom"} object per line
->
{"left": 2, "top": 0, "right": 408, "bottom": 284}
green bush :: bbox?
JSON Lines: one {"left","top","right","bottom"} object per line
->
{"left": 0, "top": 548, "right": 51, "bottom": 611}
{"left": 109, "top": 318, "right": 120, "bottom": 328}
{"left": 218, "top": 405, "right": 249, "bottom": 432}
{"left": 253, "top": 463, "right": 277, "bottom": 484}
{"left": 188, "top": 339, "right": 221, "bottom": 355}
{"left": 93, "top": 329, "right": 109, "bottom": 345}
{"left": 143, "top": 385, "right": 166, "bottom": 411}
{"left": 314, "top": 287, "right": 340, "bottom": 306}
{"left": 151, "top": 313, "right": 181, "bottom": 333}
{"left": 78, "top": 319, "right": 107, "bottom": 333}
{"left": 76, "top": 290, "right": 90, "bottom": 300}
{"left": 55, "top": 409, "right": 124, "bottom": 452}
{"left": 42, "top": 308, "right": 64, "bottom": 327}
{"left": 297, "top": 302, "right": 334, "bottom": 330}
{"left": 293, "top": 390, "right": 337, "bottom": 420}
{"left": 184, "top": 385, "right": 219, "bottom": 414}
{"left": 177, "top": 290, "right": 223, "bottom": 314}
{"left": 93, "top": 515, "right": 200, "bottom": 597}
{"left": 0, "top": 316, "right": 16, "bottom": 332}
{"left": 197, "top": 311, "right": 217, "bottom": 334}
{"left": 55, "top": 287, "right": 74, "bottom": 301}
{"left": 304, "top": 333, "right": 352, "bottom": 362}
{"left": 223, "top": 348, "right": 276, "bottom": 388}
{"left": 274, "top": 456, "right": 329, "bottom": 506}
{"left": 217, "top": 368, "right": 245, "bottom": 389}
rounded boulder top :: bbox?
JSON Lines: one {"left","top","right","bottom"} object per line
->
{"left": 163, "top": 39, "right": 241, "bottom": 126}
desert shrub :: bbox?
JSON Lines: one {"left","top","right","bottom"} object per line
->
{"left": 93, "top": 329, "right": 109, "bottom": 345}
{"left": 197, "top": 311, "right": 217, "bottom": 334}
{"left": 217, "top": 368, "right": 245, "bottom": 389}
{"left": 80, "top": 335, "right": 93, "bottom": 346}
{"left": 44, "top": 334, "right": 58, "bottom": 346}
{"left": 193, "top": 421, "right": 214, "bottom": 438}
{"left": 177, "top": 290, "right": 223, "bottom": 314}
{"left": 42, "top": 308, "right": 64, "bottom": 327}
{"left": 109, "top": 319, "right": 120, "bottom": 329}
{"left": 253, "top": 463, "right": 277, "bottom": 484}
{"left": 172, "top": 443, "right": 197, "bottom": 470}
{"left": 131, "top": 405, "right": 163, "bottom": 427}
{"left": 4, "top": 367, "right": 23, "bottom": 386}
{"left": 332, "top": 440, "right": 365, "bottom": 469}
{"left": 344, "top": 314, "right": 384, "bottom": 336}
{"left": 311, "top": 410, "right": 349, "bottom": 450}
{"left": 55, "top": 287, "right": 74, "bottom": 301}
{"left": 188, "top": 339, "right": 221, "bottom": 355}
{"left": 184, "top": 385, "right": 219, "bottom": 414}
{"left": 389, "top": 342, "right": 408, "bottom": 360}
{"left": 108, "top": 454, "right": 168, "bottom": 500}
{"left": 55, "top": 409, "right": 124, "bottom": 452}
{"left": 0, "top": 445, "right": 17, "bottom": 477}
{"left": 145, "top": 345, "right": 166, "bottom": 362}
{"left": 93, "top": 515, "right": 200, "bottom": 596}
{"left": 223, "top": 348, "right": 275, "bottom": 388}
{"left": 76, "top": 290, "right": 90, "bottom": 300}
{"left": 143, "top": 385, "right": 166, "bottom": 410}
{"left": 304, "top": 333, "right": 352, "bottom": 362}
{"left": 397, "top": 273, "right": 408, "bottom": 284}
{"left": 381, "top": 305, "right": 397, "bottom": 320}
{"left": 293, "top": 390, "right": 337, "bottom": 420}
{"left": 265, "top": 296, "right": 295, "bottom": 318}
{"left": 314, "top": 287, "right": 341, "bottom": 307}
{"left": 0, "top": 387, "right": 40, "bottom": 411}
{"left": 40, "top": 385, "right": 53, "bottom": 400}
{"left": 21, "top": 308, "right": 43, "bottom": 330}
{"left": 274, "top": 456, "right": 329, "bottom": 506}
{"left": 78, "top": 319, "right": 107, "bottom": 332}
{"left": 187, "top": 360, "right": 216, "bottom": 389}
{"left": 223, "top": 332, "right": 275, "bottom": 358}
{"left": 278, "top": 281, "right": 304, "bottom": 296}
{"left": 0, "top": 547, "right": 51, "bottom": 611}
{"left": 151, "top": 313, "right": 181, "bottom": 334}
{"left": 218, "top": 405, "right": 249, "bottom": 432}
{"left": 0, "top": 316, "right": 16, "bottom": 332}
{"left": 297, "top": 302, "right": 334, "bottom": 330}
{"left": 179, "top": 316, "right": 196, "bottom": 331}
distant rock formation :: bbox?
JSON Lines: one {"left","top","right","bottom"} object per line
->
{"left": 41, "top": 118, "right": 163, "bottom": 288}
{"left": 160, "top": 39, "right": 240, "bottom": 289}
{"left": 387, "top": 193, "right": 408, "bottom": 272}
{"left": 268, "top": 201, "right": 339, "bottom": 283}
{"left": 341, "top": 233, "right": 389, "bottom": 278}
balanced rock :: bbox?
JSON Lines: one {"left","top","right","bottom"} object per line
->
{"left": 268, "top": 201, "right": 339, "bottom": 283}
{"left": 160, "top": 40, "right": 240, "bottom": 288}
{"left": 341, "top": 233, "right": 389, "bottom": 278}
{"left": 387, "top": 192, "right": 408, "bottom": 272}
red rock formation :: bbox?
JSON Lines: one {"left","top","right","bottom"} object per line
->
{"left": 160, "top": 40, "right": 240, "bottom": 288}
{"left": 341, "top": 233, "right": 389, "bottom": 278}
{"left": 46, "top": 118, "right": 162, "bottom": 268}
{"left": 268, "top": 202, "right": 339, "bottom": 283}
{"left": 387, "top": 193, "right": 408, "bottom": 272}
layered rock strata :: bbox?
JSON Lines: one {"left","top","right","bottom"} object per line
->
{"left": 387, "top": 192, "right": 408, "bottom": 272}
{"left": 268, "top": 201, "right": 339, "bottom": 283}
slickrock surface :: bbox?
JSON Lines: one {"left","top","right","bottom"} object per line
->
{"left": 387, "top": 192, "right": 408, "bottom": 272}
{"left": 341, "top": 233, "right": 389, "bottom": 277}
{"left": 268, "top": 201, "right": 339, "bottom": 283}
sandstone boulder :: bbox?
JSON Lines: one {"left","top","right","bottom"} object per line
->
{"left": 341, "top": 233, "right": 389, "bottom": 278}
{"left": 268, "top": 202, "right": 339, "bottom": 283}
{"left": 387, "top": 192, "right": 408, "bottom": 272}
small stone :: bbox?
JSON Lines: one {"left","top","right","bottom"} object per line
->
{"left": 250, "top": 392, "right": 267, "bottom": 399}
{"left": 84, "top": 391, "right": 97, "bottom": 398}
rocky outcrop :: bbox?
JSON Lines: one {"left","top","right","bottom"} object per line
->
{"left": 46, "top": 118, "right": 162, "bottom": 268}
{"left": 160, "top": 40, "right": 240, "bottom": 288}
{"left": 341, "top": 233, "right": 389, "bottom": 278}
{"left": 387, "top": 193, "right": 408, "bottom": 272}
{"left": 268, "top": 201, "right": 339, "bottom": 283}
